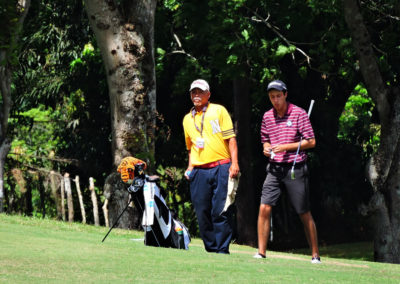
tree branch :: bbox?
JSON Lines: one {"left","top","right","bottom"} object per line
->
{"left": 249, "top": 12, "right": 311, "bottom": 65}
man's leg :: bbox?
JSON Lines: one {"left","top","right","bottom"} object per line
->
{"left": 211, "top": 163, "right": 232, "bottom": 254}
{"left": 190, "top": 168, "right": 217, "bottom": 252}
{"left": 299, "top": 211, "right": 319, "bottom": 258}
{"left": 257, "top": 204, "right": 272, "bottom": 256}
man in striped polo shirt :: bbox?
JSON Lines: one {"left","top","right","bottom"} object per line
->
{"left": 254, "top": 79, "right": 321, "bottom": 263}
{"left": 183, "top": 79, "right": 239, "bottom": 254}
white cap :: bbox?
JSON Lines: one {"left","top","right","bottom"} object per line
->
{"left": 189, "top": 79, "right": 210, "bottom": 92}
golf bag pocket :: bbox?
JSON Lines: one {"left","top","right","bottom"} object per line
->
{"left": 138, "top": 179, "right": 191, "bottom": 250}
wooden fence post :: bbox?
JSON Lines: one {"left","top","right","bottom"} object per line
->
{"left": 64, "top": 173, "right": 74, "bottom": 222}
{"left": 74, "top": 175, "right": 86, "bottom": 224}
{"left": 89, "top": 177, "right": 99, "bottom": 226}
{"left": 102, "top": 199, "right": 109, "bottom": 227}
{"left": 60, "top": 174, "right": 66, "bottom": 221}
{"left": 50, "top": 171, "right": 62, "bottom": 220}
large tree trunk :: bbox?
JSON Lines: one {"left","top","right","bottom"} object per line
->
{"left": 84, "top": 0, "right": 157, "bottom": 229}
{"left": 344, "top": 0, "right": 400, "bottom": 263}
{"left": 0, "top": 0, "right": 31, "bottom": 213}
{"left": 84, "top": 0, "right": 157, "bottom": 167}
{"left": 233, "top": 77, "right": 258, "bottom": 246}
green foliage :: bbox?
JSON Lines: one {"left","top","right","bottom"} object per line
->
{"left": 6, "top": 105, "right": 67, "bottom": 216}
{"left": 156, "top": 165, "right": 199, "bottom": 236}
{"left": 338, "top": 84, "right": 380, "bottom": 157}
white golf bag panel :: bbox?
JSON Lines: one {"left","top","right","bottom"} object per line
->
{"left": 134, "top": 177, "right": 190, "bottom": 249}
{"left": 142, "top": 181, "right": 172, "bottom": 239}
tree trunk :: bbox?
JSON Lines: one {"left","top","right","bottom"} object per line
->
{"left": 0, "top": 139, "right": 11, "bottom": 212}
{"left": 84, "top": 0, "right": 157, "bottom": 230}
{"left": 0, "top": 0, "right": 31, "bottom": 213}
{"left": 84, "top": 0, "right": 157, "bottom": 167}
{"left": 344, "top": 0, "right": 400, "bottom": 263}
{"left": 233, "top": 77, "right": 258, "bottom": 246}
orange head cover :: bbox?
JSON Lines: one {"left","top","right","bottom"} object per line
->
{"left": 117, "top": 156, "right": 147, "bottom": 184}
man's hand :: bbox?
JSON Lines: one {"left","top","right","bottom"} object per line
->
{"left": 263, "top": 142, "right": 273, "bottom": 157}
{"left": 229, "top": 162, "right": 240, "bottom": 178}
{"left": 184, "top": 167, "right": 194, "bottom": 180}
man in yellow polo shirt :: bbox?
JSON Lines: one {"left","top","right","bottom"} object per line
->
{"left": 183, "top": 79, "right": 239, "bottom": 254}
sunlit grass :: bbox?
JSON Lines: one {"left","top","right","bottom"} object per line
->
{"left": 1, "top": 214, "right": 399, "bottom": 283}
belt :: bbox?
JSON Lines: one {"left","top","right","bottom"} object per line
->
{"left": 269, "top": 161, "right": 305, "bottom": 167}
{"left": 195, "top": 159, "right": 231, "bottom": 169}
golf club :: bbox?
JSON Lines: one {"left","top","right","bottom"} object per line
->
{"left": 291, "top": 100, "right": 315, "bottom": 180}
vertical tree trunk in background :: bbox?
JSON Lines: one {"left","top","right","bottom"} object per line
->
{"left": 89, "top": 177, "right": 100, "bottom": 226}
{"left": 84, "top": 0, "right": 157, "bottom": 230}
{"left": 74, "top": 176, "right": 86, "bottom": 224}
{"left": 84, "top": 0, "right": 157, "bottom": 167}
{"left": 233, "top": 77, "right": 258, "bottom": 246}
{"left": 0, "top": 139, "right": 11, "bottom": 212}
{"left": 0, "top": 0, "right": 31, "bottom": 213}
{"left": 64, "top": 173, "right": 74, "bottom": 222}
{"left": 344, "top": 0, "right": 400, "bottom": 263}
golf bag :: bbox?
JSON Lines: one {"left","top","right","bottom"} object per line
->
{"left": 128, "top": 174, "right": 191, "bottom": 249}
{"left": 116, "top": 157, "right": 190, "bottom": 249}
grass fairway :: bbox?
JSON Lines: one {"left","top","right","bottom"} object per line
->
{"left": 1, "top": 215, "right": 399, "bottom": 283}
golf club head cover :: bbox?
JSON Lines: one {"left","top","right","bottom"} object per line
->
{"left": 117, "top": 156, "right": 147, "bottom": 184}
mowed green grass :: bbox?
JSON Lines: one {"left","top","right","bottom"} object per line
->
{"left": 1, "top": 215, "right": 399, "bottom": 283}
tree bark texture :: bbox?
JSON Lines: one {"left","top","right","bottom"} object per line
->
{"left": 84, "top": 0, "right": 157, "bottom": 167}
{"left": 344, "top": 0, "right": 400, "bottom": 263}
{"left": 233, "top": 77, "right": 258, "bottom": 246}
{"left": 0, "top": 0, "right": 31, "bottom": 213}
{"left": 84, "top": 0, "right": 157, "bottom": 230}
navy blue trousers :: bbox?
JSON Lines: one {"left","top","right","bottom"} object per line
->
{"left": 189, "top": 163, "right": 232, "bottom": 254}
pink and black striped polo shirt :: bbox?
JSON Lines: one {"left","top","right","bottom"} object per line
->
{"left": 260, "top": 102, "right": 314, "bottom": 163}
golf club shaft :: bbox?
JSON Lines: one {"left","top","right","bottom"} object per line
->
{"left": 102, "top": 195, "right": 132, "bottom": 242}
{"left": 291, "top": 100, "right": 315, "bottom": 178}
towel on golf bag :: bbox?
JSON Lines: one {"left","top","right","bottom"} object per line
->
{"left": 129, "top": 178, "right": 191, "bottom": 249}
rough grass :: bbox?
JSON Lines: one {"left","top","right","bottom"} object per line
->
{"left": 1, "top": 214, "right": 399, "bottom": 283}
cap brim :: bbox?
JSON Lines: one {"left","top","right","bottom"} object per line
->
{"left": 189, "top": 85, "right": 208, "bottom": 91}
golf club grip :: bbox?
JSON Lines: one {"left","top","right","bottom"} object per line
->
{"left": 307, "top": 100, "right": 315, "bottom": 117}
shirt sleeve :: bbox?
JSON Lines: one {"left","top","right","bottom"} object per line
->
{"left": 220, "top": 106, "right": 235, "bottom": 140}
{"left": 298, "top": 110, "right": 314, "bottom": 140}
{"left": 260, "top": 113, "right": 270, "bottom": 144}
{"left": 183, "top": 116, "right": 192, "bottom": 150}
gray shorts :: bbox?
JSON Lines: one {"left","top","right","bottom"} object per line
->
{"left": 261, "top": 162, "right": 310, "bottom": 214}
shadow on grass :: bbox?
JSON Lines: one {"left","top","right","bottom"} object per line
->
{"left": 286, "top": 242, "right": 374, "bottom": 262}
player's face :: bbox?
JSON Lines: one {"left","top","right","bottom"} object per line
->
{"left": 268, "top": 89, "right": 287, "bottom": 112}
{"left": 190, "top": 88, "right": 210, "bottom": 109}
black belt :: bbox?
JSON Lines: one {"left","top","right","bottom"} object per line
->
{"left": 269, "top": 161, "right": 305, "bottom": 167}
